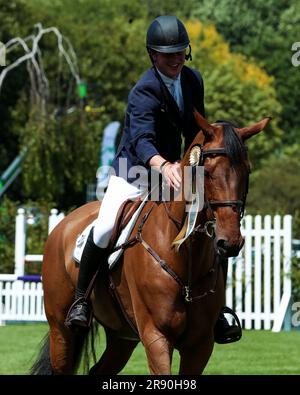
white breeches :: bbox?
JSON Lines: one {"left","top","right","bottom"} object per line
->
{"left": 93, "top": 175, "right": 146, "bottom": 248}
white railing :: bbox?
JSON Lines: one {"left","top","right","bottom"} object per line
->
{"left": 14, "top": 208, "right": 65, "bottom": 277}
{"left": 0, "top": 281, "right": 45, "bottom": 324}
{"left": 0, "top": 208, "right": 64, "bottom": 324}
{"left": 226, "top": 214, "right": 292, "bottom": 332}
{"left": 0, "top": 212, "right": 294, "bottom": 330}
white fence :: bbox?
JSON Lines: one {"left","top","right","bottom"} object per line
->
{"left": 0, "top": 211, "right": 294, "bottom": 331}
{"left": 14, "top": 208, "right": 65, "bottom": 277}
{"left": 0, "top": 281, "right": 45, "bottom": 324}
{"left": 0, "top": 208, "right": 64, "bottom": 324}
{"left": 226, "top": 214, "right": 292, "bottom": 331}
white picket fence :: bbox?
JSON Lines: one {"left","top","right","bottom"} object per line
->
{"left": 0, "top": 281, "right": 45, "bottom": 323}
{"left": 226, "top": 215, "right": 292, "bottom": 331}
{"left": 0, "top": 211, "right": 294, "bottom": 331}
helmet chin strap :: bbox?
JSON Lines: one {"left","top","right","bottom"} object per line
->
{"left": 185, "top": 45, "right": 192, "bottom": 61}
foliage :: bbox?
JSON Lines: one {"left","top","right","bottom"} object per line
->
{"left": 191, "top": 0, "right": 300, "bottom": 145}
{"left": 142, "top": 0, "right": 198, "bottom": 19}
{"left": 0, "top": 197, "right": 56, "bottom": 274}
{"left": 247, "top": 144, "right": 300, "bottom": 227}
{"left": 0, "top": 197, "right": 18, "bottom": 273}
{"left": 18, "top": 107, "right": 107, "bottom": 208}
{"left": 186, "top": 20, "right": 282, "bottom": 167}
{"left": 0, "top": 0, "right": 37, "bottom": 173}
{"left": 0, "top": 0, "right": 286, "bottom": 206}
{"left": 291, "top": 256, "right": 300, "bottom": 301}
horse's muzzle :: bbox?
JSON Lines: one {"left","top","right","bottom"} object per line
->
{"left": 214, "top": 237, "right": 245, "bottom": 258}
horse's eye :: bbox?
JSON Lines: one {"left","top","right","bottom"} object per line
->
{"left": 204, "top": 169, "right": 210, "bottom": 177}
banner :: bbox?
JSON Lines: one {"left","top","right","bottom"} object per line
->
{"left": 96, "top": 121, "right": 120, "bottom": 199}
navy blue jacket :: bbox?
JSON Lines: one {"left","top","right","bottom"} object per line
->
{"left": 112, "top": 65, "right": 205, "bottom": 184}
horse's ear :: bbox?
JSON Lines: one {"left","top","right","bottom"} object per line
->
{"left": 235, "top": 117, "right": 272, "bottom": 140}
{"left": 193, "top": 109, "right": 214, "bottom": 139}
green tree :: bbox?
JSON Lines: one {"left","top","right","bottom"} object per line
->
{"left": 247, "top": 144, "right": 300, "bottom": 238}
{"left": 187, "top": 20, "right": 282, "bottom": 167}
{"left": 0, "top": 0, "right": 282, "bottom": 208}
{"left": 0, "top": 0, "right": 36, "bottom": 179}
{"left": 0, "top": 197, "right": 59, "bottom": 274}
{"left": 0, "top": 198, "right": 17, "bottom": 273}
{"left": 192, "top": 0, "right": 300, "bottom": 146}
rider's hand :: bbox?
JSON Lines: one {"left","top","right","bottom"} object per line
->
{"left": 162, "top": 161, "right": 182, "bottom": 190}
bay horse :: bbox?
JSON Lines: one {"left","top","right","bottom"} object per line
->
{"left": 31, "top": 111, "right": 270, "bottom": 375}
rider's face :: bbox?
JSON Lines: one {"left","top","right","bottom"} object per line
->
{"left": 151, "top": 50, "right": 186, "bottom": 79}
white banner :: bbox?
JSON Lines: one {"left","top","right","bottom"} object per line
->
{"left": 96, "top": 121, "right": 120, "bottom": 191}
{"left": 0, "top": 42, "right": 6, "bottom": 66}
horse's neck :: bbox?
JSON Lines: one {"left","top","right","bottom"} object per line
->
{"left": 191, "top": 232, "right": 215, "bottom": 278}
{"left": 166, "top": 200, "right": 186, "bottom": 227}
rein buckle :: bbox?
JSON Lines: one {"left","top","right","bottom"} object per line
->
{"left": 184, "top": 286, "right": 192, "bottom": 303}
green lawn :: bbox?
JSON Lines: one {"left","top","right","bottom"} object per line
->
{"left": 0, "top": 323, "right": 299, "bottom": 375}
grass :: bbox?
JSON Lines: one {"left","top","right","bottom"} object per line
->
{"left": 0, "top": 323, "right": 299, "bottom": 375}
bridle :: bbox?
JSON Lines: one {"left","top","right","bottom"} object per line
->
{"left": 194, "top": 145, "right": 250, "bottom": 238}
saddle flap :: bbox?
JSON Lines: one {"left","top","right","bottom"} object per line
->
{"left": 107, "top": 195, "right": 149, "bottom": 269}
{"left": 73, "top": 220, "right": 97, "bottom": 264}
{"left": 108, "top": 198, "right": 142, "bottom": 250}
{"left": 73, "top": 195, "right": 147, "bottom": 269}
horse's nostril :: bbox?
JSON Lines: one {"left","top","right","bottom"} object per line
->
{"left": 215, "top": 239, "right": 230, "bottom": 257}
{"left": 216, "top": 239, "right": 228, "bottom": 249}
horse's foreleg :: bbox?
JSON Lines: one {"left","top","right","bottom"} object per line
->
{"left": 178, "top": 331, "right": 215, "bottom": 375}
{"left": 89, "top": 326, "right": 139, "bottom": 375}
{"left": 139, "top": 324, "right": 174, "bottom": 375}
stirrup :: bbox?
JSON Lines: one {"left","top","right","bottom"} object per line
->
{"left": 214, "top": 306, "right": 242, "bottom": 344}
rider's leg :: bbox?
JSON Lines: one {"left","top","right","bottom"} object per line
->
{"left": 214, "top": 257, "right": 242, "bottom": 344}
{"left": 65, "top": 176, "right": 144, "bottom": 329}
{"left": 65, "top": 227, "right": 108, "bottom": 328}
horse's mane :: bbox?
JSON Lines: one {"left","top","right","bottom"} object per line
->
{"left": 215, "top": 120, "right": 248, "bottom": 168}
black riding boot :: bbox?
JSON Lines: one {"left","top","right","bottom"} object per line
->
{"left": 65, "top": 228, "right": 108, "bottom": 329}
{"left": 214, "top": 258, "right": 242, "bottom": 344}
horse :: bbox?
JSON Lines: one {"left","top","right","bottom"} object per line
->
{"left": 30, "top": 111, "right": 270, "bottom": 375}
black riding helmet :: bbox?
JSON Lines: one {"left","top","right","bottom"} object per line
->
{"left": 146, "top": 15, "right": 192, "bottom": 60}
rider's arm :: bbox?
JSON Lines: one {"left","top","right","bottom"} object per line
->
{"left": 129, "top": 82, "right": 181, "bottom": 190}
{"left": 128, "top": 84, "right": 160, "bottom": 165}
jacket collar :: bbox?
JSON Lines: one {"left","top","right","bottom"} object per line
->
{"left": 180, "top": 66, "right": 194, "bottom": 121}
{"left": 153, "top": 67, "right": 188, "bottom": 121}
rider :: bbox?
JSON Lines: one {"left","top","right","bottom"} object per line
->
{"left": 66, "top": 15, "right": 241, "bottom": 344}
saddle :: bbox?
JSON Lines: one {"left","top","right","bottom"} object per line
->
{"left": 107, "top": 198, "right": 143, "bottom": 250}
{"left": 73, "top": 197, "right": 145, "bottom": 267}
